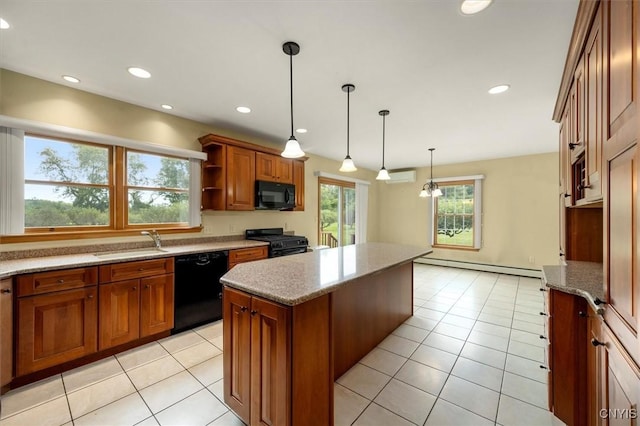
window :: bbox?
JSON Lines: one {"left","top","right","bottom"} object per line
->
{"left": 319, "top": 177, "right": 356, "bottom": 247}
{"left": 431, "top": 176, "right": 483, "bottom": 249}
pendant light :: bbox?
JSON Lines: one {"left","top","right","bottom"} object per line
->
{"left": 281, "top": 41, "right": 305, "bottom": 158}
{"left": 339, "top": 84, "right": 357, "bottom": 172}
{"left": 419, "top": 148, "right": 443, "bottom": 197}
{"left": 376, "top": 110, "right": 390, "bottom": 180}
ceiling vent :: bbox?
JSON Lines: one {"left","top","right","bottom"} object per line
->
{"left": 385, "top": 170, "right": 416, "bottom": 184}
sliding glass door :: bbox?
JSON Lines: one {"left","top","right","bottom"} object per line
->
{"left": 318, "top": 177, "right": 356, "bottom": 247}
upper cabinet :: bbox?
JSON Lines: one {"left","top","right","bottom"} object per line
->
{"left": 255, "top": 153, "right": 293, "bottom": 184}
{"left": 199, "top": 134, "right": 306, "bottom": 211}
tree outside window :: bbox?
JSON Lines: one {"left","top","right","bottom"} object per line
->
{"left": 434, "top": 181, "right": 475, "bottom": 248}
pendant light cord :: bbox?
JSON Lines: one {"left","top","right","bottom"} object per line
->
{"left": 346, "top": 89, "right": 350, "bottom": 155}
{"left": 289, "top": 50, "right": 294, "bottom": 137}
{"left": 382, "top": 114, "right": 386, "bottom": 167}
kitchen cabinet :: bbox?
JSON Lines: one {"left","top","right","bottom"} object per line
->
{"left": 1, "top": 279, "right": 13, "bottom": 392}
{"left": 16, "top": 268, "right": 98, "bottom": 376}
{"left": 226, "top": 145, "right": 256, "bottom": 211}
{"left": 199, "top": 133, "right": 305, "bottom": 212}
{"left": 545, "top": 289, "right": 587, "bottom": 425}
{"left": 587, "top": 306, "right": 605, "bottom": 426}
{"left": 584, "top": 4, "right": 603, "bottom": 202}
{"left": 228, "top": 246, "right": 268, "bottom": 269}
{"left": 223, "top": 287, "right": 290, "bottom": 426}
{"left": 255, "top": 152, "right": 293, "bottom": 184}
{"left": 99, "top": 258, "right": 174, "bottom": 350}
{"left": 293, "top": 159, "right": 305, "bottom": 211}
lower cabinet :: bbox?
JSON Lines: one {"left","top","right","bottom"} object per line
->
{"left": 99, "top": 261, "right": 174, "bottom": 350}
{"left": 228, "top": 246, "right": 268, "bottom": 270}
{"left": 1, "top": 278, "right": 14, "bottom": 391}
{"left": 16, "top": 286, "right": 98, "bottom": 376}
{"left": 223, "top": 286, "right": 334, "bottom": 425}
{"left": 223, "top": 287, "right": 290, "bottom": 425}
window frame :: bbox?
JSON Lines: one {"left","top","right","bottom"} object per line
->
{"left": 429, "top": 175, "right": 483, "bottom": 251}
{"left": 0, "top": 117, "right": 205, "bottom": 243}
{"left": 317, "top": 176, "right": 356, "bottom": 247}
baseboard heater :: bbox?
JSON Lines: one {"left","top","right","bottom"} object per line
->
{"left": 414, "top": 256, "right": 542, "bottom": 278}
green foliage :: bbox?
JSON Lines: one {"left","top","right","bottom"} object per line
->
{"left": 156, "top": 158, "right": 189, "bottom": 203}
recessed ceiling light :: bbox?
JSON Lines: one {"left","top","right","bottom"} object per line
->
{"left": 460, "top": 0, "right": 492, "bottom": 15}
{"left": 296, "top": 128, "right": 307, "bottom": 134}
{"left": 62, "top": 75, "right": 80, "bottom": 83}
{"left": 127, "top": 67, "right": 151, "bottom": 79}
{"left": 161, "top": 104, "right": 173, "bottom": 110}
{"left": 0, "top": 18, "right": 9, "bottom": 30}
{"left": 236, "top": 106, "right": 251, "bottom": 114}
{"left": 488, "top": 84, "right": 510, "bottom": 94}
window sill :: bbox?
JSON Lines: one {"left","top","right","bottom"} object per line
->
{"left": 432, "top": 245, "right": 480, "bottom": 252}
{"left": 1, "top": 226, "right": 202, "bottom": 244}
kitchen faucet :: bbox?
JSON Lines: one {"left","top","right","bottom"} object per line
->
{"left": 141, "top": 230, "right": 162, "bottom": 249}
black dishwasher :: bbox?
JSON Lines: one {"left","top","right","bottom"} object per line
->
{"left": 173, "top": 251, "right": 228, "bottom": 334}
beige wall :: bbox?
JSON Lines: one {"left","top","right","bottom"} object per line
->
{"left": 377, "top": 153, "right": 559, "bottom": 270}
{"left": 0, "top": 70, "right": 379, "bottom": 250}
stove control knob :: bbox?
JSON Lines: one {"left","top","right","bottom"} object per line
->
{"left": 273, "top": 242, "right": 283, "bottom": 249}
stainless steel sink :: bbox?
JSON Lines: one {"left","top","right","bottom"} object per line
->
{"left": 94, "top": 247, "right": 168, "bottom": 260}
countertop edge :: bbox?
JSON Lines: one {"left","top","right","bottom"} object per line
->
{"left": 221, "top": 247, "right": 432, "bottom": 306}
{"left": 0, "top": 240, "right": 270, "bottom": 279}
{"left": 542, "top": 263, "right": 605, "bottom": 315}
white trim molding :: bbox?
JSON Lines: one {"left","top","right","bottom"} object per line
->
{"left": 313, "top": 171, "right": 371, "bottom": 185}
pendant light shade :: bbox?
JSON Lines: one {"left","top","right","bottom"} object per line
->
{"left": 419, "top": 148, "right": 442, "bottom": 197}
{"left": 376, "top": 110, "right": 391, "bottom": 181}
{"left": 339, "top": 84, "right": 357, "bottom": 172}
{"left": 281, "top": 41, "right": 305, "bottom": 159}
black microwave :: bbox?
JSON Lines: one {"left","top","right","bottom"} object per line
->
{"left": 255, "top": 180, "right": 296, "bottom": 210}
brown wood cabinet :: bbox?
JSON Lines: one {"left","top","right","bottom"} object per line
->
{"left": 546, "top": 289, "right": 588, "bottom": 425}
{"left": 99, "top": 259, "right": 175, "bottom": 350}
{"left": 584, "top": 4, "right": 603, "bottom": 202}
{"left": 293, "top": 159, "right": 305, "bottom": 211}
{"left": 1, "top": 278, "right": 14, "bottom": 392}
{"left": 199, "top": 133, "right": 305, "bottom": 212}
{"left": 256, "top": 152, "right": 293, "bottom": 184}
{"left": 16, "top": 279, "right": 98, "bottom": 376}
{"left": 228, "top": 246, "right": 268, "bottom": 270}
{"left": 587, "top": 306, "right": 605, "bottom": 426}
{"left": 223, "top": 287, "right": 291, "bottom": 426}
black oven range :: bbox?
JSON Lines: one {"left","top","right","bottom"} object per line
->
{"left": 245, "top": 228, "right": 308, "bottom": 258}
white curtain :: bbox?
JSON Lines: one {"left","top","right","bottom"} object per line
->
{"left": 355, "top": 182, "right": 368, "bottom": 243}
{"left": 0, "top": 127, "right": 25, "bottom": 234}
{"left": 188, "top": 158, "right": 202, "bottom": 227}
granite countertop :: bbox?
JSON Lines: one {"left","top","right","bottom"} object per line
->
{"left": 221, "top": 242, "right": 432, "bottom": 306}
{"left": 542, "top": 261, "right": 605, "bottom": 314}
{"left": 0, "top": 240, "right": 269, "bottom": 279}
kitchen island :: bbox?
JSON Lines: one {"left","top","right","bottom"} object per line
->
{"left": 220, "top": 242, "right": 431, "bottom": 426}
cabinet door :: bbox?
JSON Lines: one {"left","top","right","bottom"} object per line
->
{"left": 293, "top": 160, "right": 305, "bottom": 211}
{"left": 227, "top": 146, "right": 255, "bottom": 210}
{"left": 571, "top": 58, "right": 585, "bottom": 161}
{"left": 587, "top": 310, "right": 605, "bottom": 426}
{"left": 607, "top": 0, "right": 635, "bottom": 134}
{"left": 250, "top": 296, "right": 291, "bottom": 426}
{"left": 140, "top": 274, "right": 174, "bottom": 337}
{"left": 99, "top": 280, "right": 140, "bottom": 350}
{"left": 223, "top": 287, "right": 252, "bottom": 424}
{"left": 1, "top": 279, "right": 13, "bottom": 389}
{"left": 605, "top": 145, "right": 640, "bottom": 367}
{"left": 228, "top": 246, "right": 269, "bottom": 269}
{"left": 255, "top": 152, "right": 277, "bottom": 182}
{"left": 585, "top": 5, "right": 603, "bottom": 201}
{"left": 600, "top": 325, "right": 640, "bottom": 424}
{"left": 16, "top": 287, "right": 97, "bottom": 376}
{"left": 276, "top": 157, "right": 293, "bottom": 184}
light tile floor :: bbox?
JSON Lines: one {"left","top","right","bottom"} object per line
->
{"left": 0, "top": 264, "right": 566, "bottom": 425}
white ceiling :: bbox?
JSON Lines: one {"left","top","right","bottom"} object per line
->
{"left": 0, "top": 0, "right": 578, "bottom": 170}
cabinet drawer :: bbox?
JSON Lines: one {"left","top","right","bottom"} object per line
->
{"left": 228, "top": 247, "right": 268, "bottom": 266}
{"left": 17, "top": 267, "right": 98, "bottom": 297}
{"left": 99, "top": 258, "right": 174, "bottom": 283}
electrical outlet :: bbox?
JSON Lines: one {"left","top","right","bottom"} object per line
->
{"left": 284, "top": 222, "right": 288, "bottom": 230}
{"left": 528, "top": 256, "right": 535, "bottom": 264}
{"left": 203, "top": 226, "right": 212, "bottom": 234}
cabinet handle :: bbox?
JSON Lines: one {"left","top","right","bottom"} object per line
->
{"left": 87, "top": 294, "right": 94, "bottom": 299}
{"left": 591, "top": 338, "right": 605, "bottom": 347}
{"left": 576, "top": 183, "right": 591, "bottom": 191}
{"left": 539, "top": 288, "right": 547, "bottom": 292}
{"left": 58, "top": 279, "right": 64, "bottom": 283}
{"left": 240, "top": 306, "right": 248, "bottom": 312}
{"left": 539, "top": 312, "right": 548, "bottom": 316}
{"left": 539, "top": 335, "right": 546, "bottom": 340}
{"left": 563, "top": 193, "right": 571, "bottom": 198}
{"left": 578, "top": 311, "right": 587, "bottom": 318}
{"left": 138, "top": 268, "right": 144, "bottom": 271}
{"left": 568, "top": 142, "right": 580, "bottom": 150}
{"left": 593, "top": 298, "right": 605, "bottom": 306}
{"left": 539, "top": 365, "right": 549, "bottom": 370}
{"left": 144, "top": 285, "right": 150, "bottom": 289}
{"left": 132, "top": 286, "right": 137, "bottom": 291}
{"left": 250, "top": 310, "right": 258, "bottom": 316}
{"left": 0, "top": 289, "right": 11, "bottom": 294}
